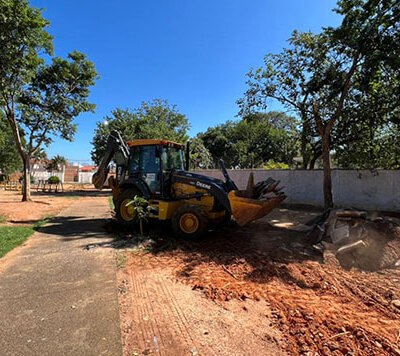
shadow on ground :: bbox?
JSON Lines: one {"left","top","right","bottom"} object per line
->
{"left": 28, "top": 207, "right": 323, "bottom": 291}
{"left": 29, "top": 215, "right": 112, "bottom": 241}
{"left": 106, "top": 216, "right": 324, "bottom": 291}
{"left": 32, "top": 190, "right": 111, "bottom": 198}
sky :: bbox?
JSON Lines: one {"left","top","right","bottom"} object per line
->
{"left": 30, "top": 0, "right": 341, "bottom": 164}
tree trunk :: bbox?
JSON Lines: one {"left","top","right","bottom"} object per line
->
{"left": 139, "top": 219, "right": 144, "bottom": 236}
{"left": 309, "top": 146, "right": 322, "bottom": 170}
{"left": 300, "top": 121, "right": 310, "bottom": 170}
{"left": 321, "top": 131, "right": 333, "bottom": 210}
{"left": 22, "top": 157, "right": 31, "bottom": 202}
{"left": 309, "top": 156, "right": 318, "bottom": 170}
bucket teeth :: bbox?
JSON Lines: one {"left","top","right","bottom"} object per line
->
{"left": 245, "top": 172, "right": 255, "bottom": 198}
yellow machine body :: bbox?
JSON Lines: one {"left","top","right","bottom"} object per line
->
{"left": 228, "top": 190, "right": 286, "bottom": 226}
{"left": 111, "top": 179, "right": 226, "bottom": 222}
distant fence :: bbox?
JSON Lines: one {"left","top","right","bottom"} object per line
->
{"left": 32, "top": 171, "right": 64, "bottom": 182}
{"left": 196, "top": 169, "right": 400, "bottom": 212}
{"left": 31, "top": 170, "right": 95, "bottom": 184}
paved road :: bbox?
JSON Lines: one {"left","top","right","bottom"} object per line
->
{"left": 0, "top": 197, "right": 122, "bottom": 356}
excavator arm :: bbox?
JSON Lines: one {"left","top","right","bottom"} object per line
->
{"left": 92, "top": 130, "right": 130, "bottom": 189}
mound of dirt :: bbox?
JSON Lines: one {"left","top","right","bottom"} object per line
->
{"left": 309, "top": 210, "right": 400, "bottom": 271}
{"left": 363, "top": 219, "right": 400, "bottom": 270}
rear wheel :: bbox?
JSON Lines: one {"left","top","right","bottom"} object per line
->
{"left": 172, "top": 204, "right": 208, "bottom": 240}
{"left": 115, "top": 188, "right": 141, "bottom": 227}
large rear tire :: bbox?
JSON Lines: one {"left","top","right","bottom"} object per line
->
{"left": 115, "top": 188, "right": 142, "bottom": 227}
{"left": 172, "top": 204, "right": 208, "bottom": 240}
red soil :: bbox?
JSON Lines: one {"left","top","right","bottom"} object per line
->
{"left": 122, "top": 209, "right": 400, "bottom": 355}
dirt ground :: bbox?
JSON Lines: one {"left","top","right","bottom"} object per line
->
{"left": 0, "top": 189, "right": 109, "bottom": 225}
{"left": 118, "top": 257, "right": 285, "bottom": 355}
{"left": 117, "top": 208, "right": 400, "bottom": 356}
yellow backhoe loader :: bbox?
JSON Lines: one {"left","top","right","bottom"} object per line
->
{"left": 93, "top": 131, "right": 285, "bottom": 239}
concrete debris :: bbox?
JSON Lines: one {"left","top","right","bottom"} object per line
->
{"left": 245, "top": 176, "right": 285, "bottom": 201}
{"left": 308, "top": 209, "right": 400, "bottom": 271}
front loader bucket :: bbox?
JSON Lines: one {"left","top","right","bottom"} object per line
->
{"left": 228, "top": 190, "right": 286, "bottom": 227}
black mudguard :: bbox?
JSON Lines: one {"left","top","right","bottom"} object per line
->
{"left": 171, "top": 171, "right": 231, "bottom": 214}
{"left": 120, "top": 177, "right": 151, "bottom": 199}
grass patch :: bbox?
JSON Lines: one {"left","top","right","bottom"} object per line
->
{"left": 0, "top": 214, "right": 56, "bottom": 258}
{"left": 0, "top": 226, "right": 35, "bottom": 258}
{"left": 0, "top": 214, "right": 8, "bottom": 224}
{"left": 108, "top": 196, "right": 114, "bottom": 210}
{"left": 33, "top": 214, "right": 56, "bottom": 230}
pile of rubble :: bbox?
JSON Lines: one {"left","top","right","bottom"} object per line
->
{"left": 308, "top": 209, "right": 400, "bottom": 271}
{"left": 243, "top": 173, "right": 285, "bottom": 200}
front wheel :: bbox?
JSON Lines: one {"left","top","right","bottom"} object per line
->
{"left": 115, "top": 188, "right": 141, "bottom": 227}
{"left": 172, "top": 204, "right": 208, "bottom": 239}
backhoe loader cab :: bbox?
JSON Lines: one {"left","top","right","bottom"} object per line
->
{"left": 93, "top": 130, "right": 286, "bottom": 239}
{"left": 125, "top": 140, "right": 184, "bottom": 195}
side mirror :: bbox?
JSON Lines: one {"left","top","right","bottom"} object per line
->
{"left": 185, "top": 141, "right": 190, "bottom": 171}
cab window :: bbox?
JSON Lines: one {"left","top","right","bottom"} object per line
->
{"left": 161, "top": 146, "right": 184, "bottom": 171}
{"left": 129, "top": 147, "right": 140, "bottom": 173}
{"left": 140, "top": 145, "right": 160, "bottom": 172}
{"left": 139, "top": 145, "right": 161, "bottom": 194}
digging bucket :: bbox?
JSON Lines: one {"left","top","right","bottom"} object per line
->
{"left": 228, "top": 190, "right": 286, "bottom": 227}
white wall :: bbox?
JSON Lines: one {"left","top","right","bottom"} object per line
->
{"left": 196, "top": 169, "right": 400, "bottom": 212}
{"left": 31, "top": 169, "right": 95, "bottom": 184}
{"left": 32, "top": 171, "right": 64, "bottom": 183}
{"left": 78, "top": 172, "right": 95, "bottom": 184}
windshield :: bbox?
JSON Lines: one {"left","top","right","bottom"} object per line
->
{"left": 161, "top": 146, "right": 184, "bottom": 171}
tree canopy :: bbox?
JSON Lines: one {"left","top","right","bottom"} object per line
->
{"left": 0, "top": 0, "right": 98, "bottom": 200}
{"left": 199, "top": 112, "right": 298, "bottom": 169}
{"left": 91, "top": 99, "right": 190, "bottom": 165}
{"left": 0, "top": 114, "right": 22, "bottom": 176}
{"left": 189, "top": 137, "right": 213, "bottom": 169}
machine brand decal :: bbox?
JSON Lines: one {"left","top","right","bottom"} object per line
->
{"left": 196, "top": 181, "right": 211, "bottom": 190}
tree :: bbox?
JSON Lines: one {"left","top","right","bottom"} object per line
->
{"left": 198, "top": 121, "right": 235, "bottom": 168}
{"left": 237, "top": 36, "right": 322, "bottom": 170}
{"left": 0, "top": 0, "right": 98, "bottom": 201}
{"left": 91, "top": 99, "right": 190, "bottom": 165}
{"left": 239, "top": 0, "right": 400, "bottom": 209}
{"left": 199, "top": 112, "right": 298, "bottom": 169}
{"left": 334, "top": 123, "right": 400, "bottom": 169}
{"left": 333, "top": 64, "right": 400, "bottom": 169}
{"left": 46, "top": 155, "right": 67, "bottom": 172}
{"left": 244, "top": 111, "right": 298, "bottom": 131}
{"left": 126, "top": 196, "right": 152, "bottom": 236}
{"left": 189, "top": 137, "right": 213, "bottom": 169}
{"left": 0, "top": 115, "right": 22, "bottom": 176}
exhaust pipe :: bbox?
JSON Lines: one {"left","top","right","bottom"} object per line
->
{"left": 185, "top": 141, "right": 190, "bottom": 171}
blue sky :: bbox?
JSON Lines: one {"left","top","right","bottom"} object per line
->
{"left": 30, "top": 0, "right": 341, "bottom": 164}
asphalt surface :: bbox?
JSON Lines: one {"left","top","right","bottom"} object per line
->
{"left": 0, "top": 198, "right": 122, "bottom": 356}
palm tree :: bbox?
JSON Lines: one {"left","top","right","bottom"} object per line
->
{"left": 46, "top": 155, "right": 67, "bottom": 173}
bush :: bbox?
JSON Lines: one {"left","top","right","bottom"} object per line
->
{"left": 48, "top": 176, "right": 60, "bottom": 184}
{"left": 262, "top": 160, "right": 289, "bottom": 170}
